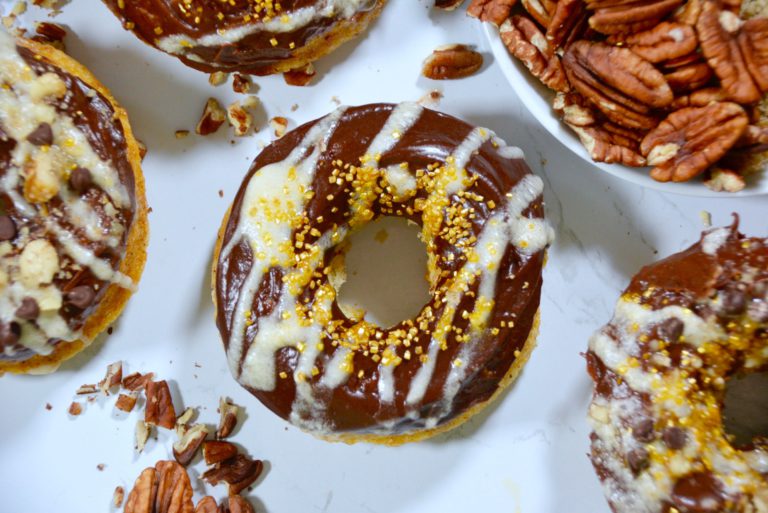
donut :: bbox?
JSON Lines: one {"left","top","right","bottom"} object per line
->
{"left": 212, "top": 102, "right": 554, "bottom": 444}
{"left": 100, "top": 0, "right": 386, "bottom": 75}
{"left": 587, "top": 222, "right": 768, "bottom": 512}
{"left": 0, "top": 32, "right": 149, "bottom": 374}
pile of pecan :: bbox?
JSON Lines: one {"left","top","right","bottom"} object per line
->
{"left": 468, "top": 0, "right": 768, "bottom": 190}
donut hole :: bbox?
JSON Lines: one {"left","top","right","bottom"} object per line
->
{"left": 722, "top": 371, "right": 768, "bottom": 447}
{"left": 334, "top": 217, "right": 430, "bottom": 329}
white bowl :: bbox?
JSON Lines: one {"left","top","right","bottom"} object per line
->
{"left": 484, "top": 24, "right": 768, "bottom": 197}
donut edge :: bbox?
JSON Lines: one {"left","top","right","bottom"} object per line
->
{"left": 212, "top": 202, "right": 542, "bottom": 445}
{"left": 0, "top": 37, "right": 149, "bottom": 376}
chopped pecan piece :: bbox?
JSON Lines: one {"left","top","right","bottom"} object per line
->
{"left": 124, "top": 461, "right": 194, "bottom": 513}
{"left": 145, "top": 380, "right": 177, "bottom": 430}
{"left": 202, "top": 454, "right": 264, "bottom": 495}
{"left": 270, "top": 117, "right": 288, "bottom": 138}
{"left": 68, "top": 401, "right": 83, "bottom": 416}
{"left": 115, "top": 393, "right": 138, "bottom": 413}
{"left": 563, "top": 41, "right": 673, "bottom": 129}
{"left": 203, "top": 440, "right": 238, "bottom": 466}
{"left": 123, "top": 371, "right": 154, "bottom": 391}
{"left": 467, "top": 0, "right": 517, "bottom": 26}
{"left": 217, "top": 398, "right": 240, "bottom": 439}
{"left": 736, "top": 124, "right": 768, "bottom": 152}
{"left": 283, "top": 64, "right": 316, "bottom": 87}
{"left": 232, "top": 74, "right": 251, "bottom": 94}
{"left": 227, "top": 102, "right": 253, "bottom": 137}
{"left": 113, "top": 486, "right": 125, "bottom": 508}
{"left": 588, "top": 0, "right": 683, "bottom": 35}
{"left": 640, "top": 102, "right": 748, "bottom": 181}
{"left": 208, "top": 72, "right": 228, "bottom": 87}
{"left": 76, "top": 383, "right": 98, "bottom": 395}
{"left": 196, "top": 98, "right": 227, "bottom": 136}
{"left": 173, "top": 424, "right": 208, "bottom": 466}
{"left": 704, "top": 168, "right": 746, "bottom": 192}
{"left": 611, "top": 22, "right": 697, "bottom": 63}
{"left": 697, "top": 1, "right": 764, "bottom": 103}
{"left": 435, "top": 0, "right": 464, "bottom": 10}
{"left": 32, "top": 21, "right": 66, "bottom": 50}
{"left": 98, "top": 361, "right": 123, "bottom": 394}
{"left": 136, "top": 421, "right": 151, "bottom": 453}
{"left": 500, "top": 16, "right": 569, "bottom": 92}
{"left": 422, "top": 44, "right": 483, "bottom": 80}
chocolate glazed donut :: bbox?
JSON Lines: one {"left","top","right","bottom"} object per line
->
{"left": 587, "top": 222, "right": 768, "bottom": 513}
{"left": 213, "top": 102, "right": 554, "bottom": 444}
{"left": 0, "top": 32, "right": 148, "bottom": 374}
{"left": 100, "top": 0, "right": 386, "bottom": 75}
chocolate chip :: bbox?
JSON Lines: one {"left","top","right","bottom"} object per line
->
{"left": 657, "top": 317, "right": 684, "bottom": 343}
{"left": 663, "top": 426, "right": 688, "bottom": 450}
{"left": 626, "top": 448, "right": 649, "bottom": 474}
{"left": 632, "top": 418, "right": 655, "bottom": 443}
{"left": 26, "top": 123, "right": 54, "bottom": 146}
{"left": 720, "top": 285, "right": 747, "bottom": 315}
{"left": 66, "top": 285, "right": 95, "bottom": 309}
{"left": 15, "top": 297, "right": 39, "bottom": 320}
{"left": 69, "top": 166, "right": 92, "bottom": 193}
{"left": 0, "top": 322, "right": 21, "bottom": 348}
{"left": 0, "top": 215, "right": 16, "bottom": 241}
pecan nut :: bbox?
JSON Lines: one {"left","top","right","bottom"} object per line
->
{"left": 283, "top": 64, "right": 316, "bottom": 87}
{"left": 587, "top": 0, "right": 683, "bottom": 35}
{"left": 435, "top": 0, "right": 464, "bottom": 10}
{"left": 145, "top": 380, "right": 177, "bottom": 430}
{"left": 196, "top": 98, "right": 226, "bottom": 136}
{"left": 663, "top": 62, "right": 714, "bottom": 94}
{"left": 521, "top": 0, "right": 557, "bottom": 27}
{"left": 202, "top": 454, "right": 264, "bottom": 495}
{"left": 546, "top": 0, "right": 589, "bottom": 48}
{"left": 217, "top": 397, "right": 240, "bottom": 439}
{"left": 124, "top": 461, "right": 194, "bottom": 513}
{"left": 570, "top": 123, "right": 647, "bottom": 167}
{"left": 422, "top": 44, "right": 483, "bottom": 80}
{"left": 500, "top": 16, "right": 569, "bottom": 92}
{"left": 173, "top": 424, "right": 208, "bottom": 466}
{"left": 467, "top": 0, "right": 517, "bottom": 26}
{"left": 203, "top": 440, "right": 239, "bottom": 466}
{"left": 610, "top": 22, "right": 697, "bottom": 63}
{"left": 640, "top": 102, "right": 748, "bottom": 181}
{"left": 553, "top": 92, "right": 598, "bottom": 127}
{"left": 563, "top": 41, "right": 673, "bottom": 129}
{"left": 697, "top": 1, "right": 768, "bottom": 103}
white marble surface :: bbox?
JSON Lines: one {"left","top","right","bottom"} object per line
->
{"left": 0, "top": 1, "right": 765, "bottom": 512}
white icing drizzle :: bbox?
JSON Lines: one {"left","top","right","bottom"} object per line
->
{"left": 363, "top": 102, "right": 423, "bottom": 159}
{"left": 157, "top": 0, "right": 372, "bottom": 65}
{"left": 0, "top": 31, "right": 135, "bottom": 355}
{"left": 702, "top": 226, "right": 731, "bottom": 255}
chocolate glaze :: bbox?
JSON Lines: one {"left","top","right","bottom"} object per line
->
{"left": 215, "top": 104, "right": 546, "bottom": 436}
{"left": 101, "top": 0, "right": 381, "bottom": 74}
{"left": 0, "top": 45, "right": 137, "bottom": 361}
{"left": 588, "top": 224, "right": 768, "bottom": 513}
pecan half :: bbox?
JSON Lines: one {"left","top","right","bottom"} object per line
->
{"left": 546, "top": 0, "right": 589, "bottom": 48}
{"left": 640, "top": 102, "right": 748, "bottom": 181}
{"left": 521, "top": 0, "right": 556, "bottom": 27}
{"left": 588, "top": 0, "right": 683, "bottom": 35}
{"left": 202, "top": 454, "right": 264, "bottom": 495}
{"left": 500, "top": 16, "right": 569, "bottom": 92}
{"left": 570, "top": 124, "right": 647, "bottom": 167}
{"left": 467, "top": 0, "right": 517, "bottom": 26}
{"left": 173, "top": 424, "right": 208, "bottom": 466}
{"left": 611, "top": 22, "right": 697, "bottom": 63}
{"left": 203, "top": 440, "right": 239, "bottom": 466}
{"left": 697, "top": 1, "right": 764, "bottom": 103}
{"left": 563, "top": 41, "right": 673, "bottom": 129}
{"left": 217, "top": 398, "right": 240, "bottom": 439}
{"left": 422, "top": 44, "right": 483, "bottom": 80}
{"left": 145, "top": 380, "right": 177, "bottom": 430}
{"left": 124, "top": 461, "right": 194, "bottom": 513}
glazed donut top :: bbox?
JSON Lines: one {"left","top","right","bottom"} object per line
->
{"left": 0, "top": 32, "right": 138, "bottom": 362}
{"left": 103, "top": 0, "right": 377, "bottom": 74}
{"left": 588, "top": 225, "right": 768, "bottom": 513}
{"left": 215, "top": 102, "right": 553, "bottom": 437}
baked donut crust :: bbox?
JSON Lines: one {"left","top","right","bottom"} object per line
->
{"left": 100, "top": 0, "right": 386, "bottom": 75}
{"left": 587, "top": 222, "right": 768, "bottom": 513}
{"left": 212, "top": 103, "right": 552, "bottom": 444}
{"left": 0, "top": 35, "right": 149, "bottom": 375}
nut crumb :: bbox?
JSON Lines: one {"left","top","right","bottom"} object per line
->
{"left": 45, "top": 403, "right": 52, "bottom": 410}
{"left": 699, "top": 211, "right": 712, "bottom": 227}
{"left": 270, "top": 116, "right": 288, "bottom": 138}
{"left": 291, "top": 104, "right": 299, "bottom": 112}
{"left": 208, "top": 71, "right": 228, "bottom": 86}
{"left": 97, "top": 463, "right": 105, "bottom": 471}
{"left": 112, "top": 486, "right": 124, "bottom": 508}
{"left": 68, "top": 402, "right": 82, "bottom": 416}
{"left": 175, "top": 130, "right": 190, "bottom": 139}
{"left": 227, "top": 101, "right": 253, "bottom": 137}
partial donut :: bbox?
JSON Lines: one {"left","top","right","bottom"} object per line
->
{"left": 100, "top": 0, "right": 386, "bottom": 75}
{"left": 587, "top": 222, "right": 768, "bottom": 513}
{"left": 212, "top": 102, "right": 554, "bottom": 444}
{"left": 0, "top": 32, "right": 149, "bottom": 374}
